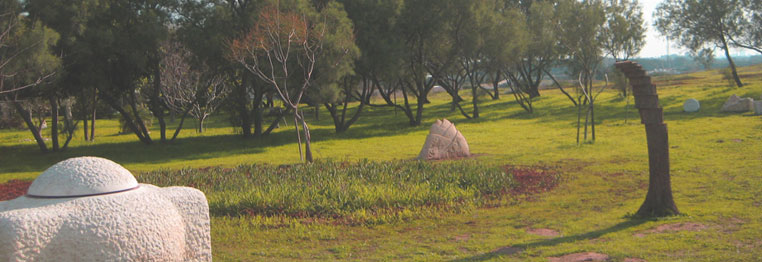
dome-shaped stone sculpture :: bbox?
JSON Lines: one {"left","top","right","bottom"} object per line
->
{"left": 417, "top": 119, "right": 470, "bottom": 160}
{"left": 0, "top": 157, "right": 211, "bottom": 261}
{"left": 683, "top": 98, "right": 700, "bottom": 112}
{"left": 27, "top": 157, "right": 139, "bottom": 197}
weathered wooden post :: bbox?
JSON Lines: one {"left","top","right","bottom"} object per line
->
{"left": 614, "top": 61, "right": 679, "bottom": 217}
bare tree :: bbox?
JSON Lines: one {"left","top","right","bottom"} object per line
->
{"left": 576, "top": 72, "right": 609, "bottom": 144}
{"left": 232, "top": 5, "right": 325, "bottom": 163}
{"left": 160, "top": 40, "right": 229, "bottom": 138}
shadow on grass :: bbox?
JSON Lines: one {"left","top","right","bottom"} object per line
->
{"left": 450, "top": 219, "right": 648, "bottom": 262}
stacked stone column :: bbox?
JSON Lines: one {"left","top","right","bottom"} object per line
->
{"left": 614, "top": 61, "right": 679, "bottom": 217}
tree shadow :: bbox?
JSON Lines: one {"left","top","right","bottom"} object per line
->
{"left": 449, "top": 219, "right": 648, "bottom": 262}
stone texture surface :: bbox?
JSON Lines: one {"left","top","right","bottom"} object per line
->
{"left": 417, "top": 119, "right": 470, "bottom": 160}
{"left": 721, "top": 94, "right": 754, "bottom": 112}
{"left": 0, "top": 157, "right": 211, "bottom": 262}
{"left": 27, "top": 157, "right": 138, "bottom": 197}
{"left": 754, "top": 101, "right": 762, "bottom": 115}
{"left": 683, "top": 98, "right": 700, "bottom": 112}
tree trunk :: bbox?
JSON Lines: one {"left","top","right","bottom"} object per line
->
{"left": 492, "top": 70, "right": 500, "bottom": 100}
{"left": 49, "top": 96, "right": 60, "bottom": 152}
{"left": 13, "top": 101, "right": 48, "bottom": 152}
{"left": 100, "top": 92, "right": 152, "bottom": 145}
{"left": 237, "top": 73, "right": 252, "bottom": 137}
{"left": 471, "top": 86, "right": 479, "bottom": 119}
{"left": 152, "top": 64, "right": 167, "bottom": 142}
{"left": 544, "top": 69, "right": 577, "bottom": 106}
{"left": 170, "top": 105, "right": 193, "bottom": 141}
{"left": 61, "top": 101, "right": 75, "bottom": 150}
{"left": 266, "top": 92, "right": 274, "bottom": 108}
{"left": 576, "top": 95, "right": 583, "bottom": 144}
{"left": 157, "top": 114, "right": 167, "bottom": 141}
{"left": 253, "top": 106, "right": 263, "bottom": 136}
{"left": 82, "top": 97, "right": 89, "bottom": 141}
{"left": 293, "top": 111, "right": 304, "bottom": 162}
{"left": 301, "top": 112, "right": 313, "bottom": 163}
{"left": 198, "top": 115, "right": 206, "bottom": 133}
{"left": 527, "top": 86, "right": 540, "bottom": 98}
{"left": 90, "top": 88, "right": 96, "bottom": 141}
{"left": 253, "top": 84, "right": 264, "bottom": 137}
{"left": 721, "top": 34, "right": 744, "bottom": 87}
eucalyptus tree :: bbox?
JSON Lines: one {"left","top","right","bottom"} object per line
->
{"left": 0, "top": 6, "right": 57, "bottom": 96}
{"left": 26, "top": 0, "right": 176, "bottom": 145}
{"left": 1, "top": 0, "right": 61, "bottom": 152}
{"left": 393, "top": 0, "right": 453, "bottom": 126}
{"left": 335, "top": 0, "right": 413, "bottom": 129}
{"left": 654, "top": 0, "right": 745, "bottom": 87}
{"left": 438, "top": 0, "right": 527, "bottom": 119}
{"left": 730, "top": 0, "right": 762, "bottom": 54}
{"left": 306, "top": 0, "right": 359, "bottom": 133}
{"left": 159, "top": 39, "right": 229, "bottom": 136}
{"left": 600, "top": 0, "right": 645, "bottom": 123}
{"left": 175, "top": 0, "right": 274, "bottom": 138}
{"left": 601, "top": 0, "right": 645, "bottom": 61}
{"left": 483, "top": 6, "right": 528, "bottom": 101}
{"left": 558, "top": 0, "right": 607, "bottom": 143}
{"left": 500, "top": 0, "right": 572, "bottom": 113}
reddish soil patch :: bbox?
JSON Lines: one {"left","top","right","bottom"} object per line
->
{"left": 648, "top": 222, "right": 707, "bottom": 233}
{"left": 453, "top": 234, "right": 471, "bottom": 242}
{"left": 491, "top": 246, "right": 522, "bottom": 255}
{"left": 0, "top": 180, "right": 32, "bottom": 201}
{"left": 547, "top": 252, "right": 610, "bottom": 262}
{"left": 527, "top": 228, "right": 560, "bottom": 237}
{"left": 624, "top": 258, "right": 647, "bottom": 262}
{"left": 635, "top": 222, "right": 707, "bottom": 238}
{"left": 504, "top": 165, "right": 561, "bottom": 196}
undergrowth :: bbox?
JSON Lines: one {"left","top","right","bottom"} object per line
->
{"left": 138, "top": 160, "right": 560, "bottom": 225}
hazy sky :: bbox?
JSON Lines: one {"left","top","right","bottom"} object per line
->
{"left": 638, "top": 0, "right": 751, "bottom": 58}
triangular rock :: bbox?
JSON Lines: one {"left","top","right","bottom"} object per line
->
{"left": 721, "top": 94, "right": 754, "bottom": 112}
{"left": 417, "top": 119, "right": 470, "bottom": 160}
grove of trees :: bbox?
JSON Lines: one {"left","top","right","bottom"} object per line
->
{"left": 1, "top": 0, "right": 759, "bottom": 161}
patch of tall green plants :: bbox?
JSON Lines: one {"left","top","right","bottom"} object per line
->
{"left": 137, "top": 160, "right": 528, "bottom": 225}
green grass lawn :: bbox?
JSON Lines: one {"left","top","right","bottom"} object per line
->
{"left": 2, "top": 65, "right": 762, "bottom": 261}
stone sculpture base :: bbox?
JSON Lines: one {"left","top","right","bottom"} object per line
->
{"left": 0, "top": 157, "right": 211, "bottom": 261}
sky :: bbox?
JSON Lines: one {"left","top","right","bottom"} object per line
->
{"left": 638, "top": 0, "right": 754, "bottom": 58}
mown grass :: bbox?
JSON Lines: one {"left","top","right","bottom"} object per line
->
{"left": 1, "top": 64, "right": 762, "bottom": 261}
{"left": 137, "top": 160, "right": 541, "bottom": 225}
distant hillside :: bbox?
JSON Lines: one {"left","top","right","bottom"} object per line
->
{"left": 629, "top": 55, "right": 762, "bottom": 74}
{"left": 547, "top": 55, "right": 762, "bottom": 80}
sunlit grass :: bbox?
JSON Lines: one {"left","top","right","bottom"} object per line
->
{"left": 1, "top": 64, "right": 762, "bottom": 260}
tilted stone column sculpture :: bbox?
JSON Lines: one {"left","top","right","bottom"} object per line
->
{"left": 0, "top": 157, "right": 212, "bottom": 261}
{"left": 614, "top": 61, "right": 679, "bottom": 217}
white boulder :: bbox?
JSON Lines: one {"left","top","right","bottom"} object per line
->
{"left": 683, "top": 98, "right": 700, "bottom": 112}
{"left": 721, "top": 94, "right": 754, "bottom": 112}
{"left": 754, "top": 101, "right": 762, "bottom": 115}
{"left": 0, "top": 157, "right": 211, "bottom": 261}
{"left": 418, "top": 119, "right": 470, "bottom": 160}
